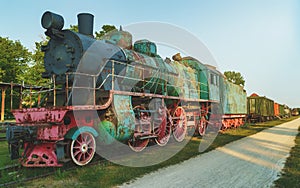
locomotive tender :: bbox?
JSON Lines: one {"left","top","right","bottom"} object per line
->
{"left": 6, "top": 11, "right": 247, "bottom": 167}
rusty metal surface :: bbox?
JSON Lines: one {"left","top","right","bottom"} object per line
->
{"left": 118, "top": 51, "right": 205, "bottom": 101}
{"left": 97, "top": 120, "right": 116, "bottom": 144}
{"left": 123, "top": 49, "right": 167, "bottom": 71}
{"left": 12, "top": 107, "right": 68, "bottom": 124}
{"left": 113, "top": 94, "right": 135, "bottom": 141}
{"left": 274, "top": 102, "right": 280, "bottom": 116}
{"left": 279, "top": 104, "right": 285, "bottom": 116}
{"left": 247, "top": 95, "right": 274, "bottom": 117}
{"left": 181, "top": 57, "right": 209, "bottom": 100}
{"left": 206, "top": 66, "right": 221, "bottom": 102}
{"left": 22, "top": 142, "right": 62, "bottom": 167}
{"left": 223, "top": 80, "right": 247, "bottom": 114}
{"left": 102, "top": 29, "right": 133, "bottom": 49}
{"left": 172, "top": 61, "right": 199, "bottom": 99}
{"left": 133, "top": 39, "right": 157, "bottom": 56}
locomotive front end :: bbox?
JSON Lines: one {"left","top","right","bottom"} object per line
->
{"left": 5, "top": 11, "right": 105, "bottom": 167}
{"left": 41, "top": 11, "right": 96, "bottom": 84}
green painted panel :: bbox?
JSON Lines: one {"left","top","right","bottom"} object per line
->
{"left": 97, "top": 120, "right": 116, "bottom": 144}
{"left": 223, "top": 80, "right": 247, "bottom": 114}
{"left": 171, "top": 61, "right": 199, "bottom": 99}
{"left": 207, "top": 68, "right": 220, "bottom": 101}
{"left": 279, "top": 104, "right": 285, "bottom": 116}
{"left": 134, "top": 39, "right": 157, "bottom": 57}
{"left": 113, "top": 95, "right": 135, "bottom": 141}
{"left": 247, "top": 96, "right": 274, "bottom": 116}
{"left": 182, "top": 58, "right": 209, "bottom": 100}
{"left": 122, "top": 50, "right": 211, "bottom": 101}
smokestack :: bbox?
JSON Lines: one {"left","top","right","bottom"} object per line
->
{"left": 77, "top": 13, "right": 94, "bottom": 37}
{"left": 41, "top": 11, "right": 64, "bottom": 30}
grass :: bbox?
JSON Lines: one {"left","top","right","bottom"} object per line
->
{"left": 0, "top": 124, "right": 19, "bottom": 168}
{"left": 273, "top": 126, "right": 300, "bottom": 188}
{"left": 0, "top": 126, "right": 6, "bottom": 137}
{"left": 1, "top": 116, "right": 298, "bottom": 187}
{"left": 0, "top": 142, "right": 17, "bottom": 167}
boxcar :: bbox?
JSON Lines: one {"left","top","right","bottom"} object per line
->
{"left": 247, "top": 93, "right": 274, "bottom": 122}
{"left": 279, "top": 104, "right": 285, "bottom": 117}
{"left": 283, "top": 105, "right": 291, "bottom": 118}
{"left": 274, "top": 102, "right": 280, "bottom": 117}
{"left": 274, "top": 103, "right": 286, "bottom": 119}
{"left": 291, "top": 108, "right": 299, "bottom": 116}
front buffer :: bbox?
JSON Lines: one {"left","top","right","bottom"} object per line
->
{"left": 6, "top": 107, "right": 99, "bottom": 167}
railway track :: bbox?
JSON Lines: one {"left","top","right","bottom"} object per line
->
{"left": 0, "top": 165, "right": 56, "bottom": 187}
{"left": 0, "top": 164, "right": 20, "bottom": 175}
{"left": 0, "top": 156, "right": 104, "bottom": 187}
{"left": 0, "top": 164, "right": 22, "bottom": 187}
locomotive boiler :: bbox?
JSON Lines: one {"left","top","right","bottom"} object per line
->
{"left": 6, "top": 11, "right": 240, "bottom": 167}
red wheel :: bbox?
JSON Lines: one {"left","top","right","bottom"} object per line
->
{"left": 70, "top": 132, "right": 96, "bottom": 166}
{"left": 154, "top": 108, "right": 172, "bottom": 146}
{"left": 172, "top": 107, "right": 187, "bottom": 142}
{"left": 128, "top": 137, "right": 149, "bottom": 152}
{"left": 198, "top": 116, "right": 207, "bottom": 136}
{"left": 129, "top": 106, "right": 150, "bottom": 152}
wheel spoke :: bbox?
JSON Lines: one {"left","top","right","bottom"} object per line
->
{"left": 77, "top": 153, "right": 83, "bottom": 161}
{"left": 84, "top": 135, "right": 89, "bottom": 143}
{"left": 87, "top": 150, "right": 92, "bottom": 155}
{"left": 70, "top": 132, "right": 96, "bottom": 166}
{"left": 153, "top": 107, "right": 171, "bottom": 146}
{"left": 198, "top": 117, "right": 207, "bottom": 136}
{"left": 172, "top": 107, "right": 187, "bottom": 142}
{"left": 75, "top": 140, "right": 81, "bottom": 145}
{"left": 86, "top": 138, "right": 93, "bottom": 145}
{"left": 73, "top": 150, "right": 81, "bottom": 156}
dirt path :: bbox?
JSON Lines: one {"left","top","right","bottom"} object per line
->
{"left": 120, "top": 118, "right": 300, "bottom": 188}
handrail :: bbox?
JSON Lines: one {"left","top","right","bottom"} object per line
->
{"left": 64, "top": 59, "right": 210, "bottom": 103}
{"left": 20, "top": 59, "right": 212, "bottom": 108}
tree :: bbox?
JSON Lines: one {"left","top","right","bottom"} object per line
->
{"left": 0, "top": 37, "right": 32, "bottom": 111}
{"left": 95, "top": 25, "right": 116, "bottom": 39}
{"left": 224, "top": 71, "right": 245, "bottom": 87}
{"left": 69, "top": 24, "right": 116, "bottom": 39}
{"left": 20, "top": 39, "right": 50, "bottom": 86}
{"left": 69, "top": 25, "right": 78, "bottom": 32}
{"left": 0, "top": 37, "right": 31, "bottom": 83}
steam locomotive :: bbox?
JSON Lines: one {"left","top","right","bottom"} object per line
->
{"left": 6, "top": 11, "right": 247, "bottom": 167}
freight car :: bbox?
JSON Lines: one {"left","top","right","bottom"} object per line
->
{"left": 291, "top": 108, "right": 299, "bottom": 116}
{"left": 283, "top": 105, "right": 291, "bottom": 118}
{"left": 247, "top": 93, "right": 274, "bottom": 123}
{"left": 274, "top": 102, "right": 285, "bottom": 118}
{"left": 6, "top": 11, "right": 247, "bottom": 167}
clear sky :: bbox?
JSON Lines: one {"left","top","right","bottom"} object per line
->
{"left": 0, "top": 0, "right": 299, "bottom": 107}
